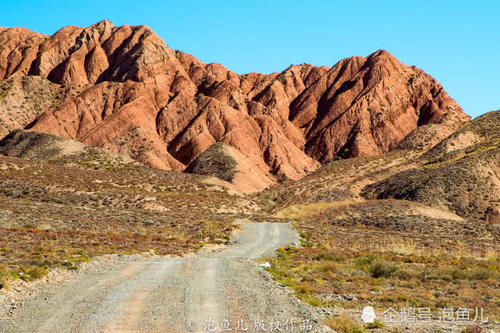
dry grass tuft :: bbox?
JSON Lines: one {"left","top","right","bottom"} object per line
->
{"left": 325, "top": 315, "right": 368, "bottom": 333}
{"left": 273, "top": 201, "right": 353, "bottom": 220}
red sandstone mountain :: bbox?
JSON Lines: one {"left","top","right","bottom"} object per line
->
{"left": 0, "top": 20, "right": 469, "bottom": 185}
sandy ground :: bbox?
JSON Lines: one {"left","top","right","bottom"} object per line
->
{"left": 0, "top": 223, "right": 330, "bottom": 333}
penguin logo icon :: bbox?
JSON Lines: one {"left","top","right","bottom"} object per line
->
{"left": 361, "top": 306, "right": 376, "bottom": 324}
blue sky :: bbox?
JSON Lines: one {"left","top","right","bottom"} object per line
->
{"left": 2, "top": 1, "right": 499, "bottom": 117}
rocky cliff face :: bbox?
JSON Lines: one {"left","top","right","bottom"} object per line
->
{"left": 0, "top": 20, "right": 470, "bottom": 182}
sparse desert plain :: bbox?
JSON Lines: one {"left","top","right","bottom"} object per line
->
{"left": 0, "top": 19, "right": 498, "bottom": 333}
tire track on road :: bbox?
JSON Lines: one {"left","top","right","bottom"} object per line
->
{"left": 0, "top": 223, "right": 325, "bottom": 333}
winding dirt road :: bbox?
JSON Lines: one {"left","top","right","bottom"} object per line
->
{"left": 0, "top": 223, "right": 328, "bottom": 333}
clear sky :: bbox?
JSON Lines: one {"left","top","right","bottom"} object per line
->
{"left": 2, "top": 1, "right": 499, "bottom": 117}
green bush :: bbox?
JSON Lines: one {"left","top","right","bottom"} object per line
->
{"left": 451, "top": 269, "right": 467, "bottom": 280}
{"left": 369, "top": 260, "right": 398, "bottom": 278}
{"left": 313, "top": 253, "right": 346, "bottom": 261}
{"left": 469, "top": 268, "right": 492, "bottom": 280}
{"left": 356, "top": 255, "right": 379, "bottom": 272}
{"left": 365, "top": 319, "right": 384, "bottom": 329}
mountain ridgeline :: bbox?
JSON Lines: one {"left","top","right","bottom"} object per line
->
{"left": 0, "top": 20, "right": 470, "bottom": 190}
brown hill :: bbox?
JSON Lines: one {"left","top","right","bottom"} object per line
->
{"left": 0, "top": 20, "right": 469, "bottom": 185}
{"left": 186, "top": 142, "right": 275, "bottom": 193}
{"left": 362, "top": 111, "right": 500, "bottom": 223}
{"left": 0, "top": 129, "right": 135, "bottom": 170}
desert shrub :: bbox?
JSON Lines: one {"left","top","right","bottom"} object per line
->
{"left": 277, "top": 174, "right": 289, "bottom": 183}
{"left": 369, "top": 260, "right": 398, "bottom": 278}
{"left": 0, "top": 277, "right": 9, "bottom": 290}
{"left": 22, "top": 265, "right": 49, "bottom": 281}
{"left": 356, "top": 254, "right": 378, "bottom": 273}
{"left": 469, "top": 267, "right": 493, "bottom": 280}
{"left": 450, "top": 269, "right": 468, "bottom": 280}
{"left": 365, "top": 319, "right": 384, "bottom": 329}
{"left": 395, "top": 269, "right": 413, "bottom": 280}
{"left": 316, "top": 262, "right": 337, "bottom": 273}
{"left": 295, "top": 283, "right": 314, "bottom": 295}
{"left": 297, "top": 293, "right": 327, "bottom": 306}
{"left": 325, "top": 315, "right": 368, "bottom": 333}
{"left": 313, "top": 253, "right": 346, "bottom": 261}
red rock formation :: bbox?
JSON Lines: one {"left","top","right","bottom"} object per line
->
{"left": 0, "top": 20, "right": 469, "bottom": 182}
{"left": 291, "top": 51, "right": 469, "bottom": 161}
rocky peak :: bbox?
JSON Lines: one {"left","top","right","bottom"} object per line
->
{"left": 0, "top": 22, "right": 470, "bottom": 187}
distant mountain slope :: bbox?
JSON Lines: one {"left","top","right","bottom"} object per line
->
{"left": 363, "top": 111, "right": 500, "bottom": 223}
{"left": 0, "top": 20, "right": 469, "bottom": 185}
{"left": 0, "top": 129, "right": 135, "bottom": 170}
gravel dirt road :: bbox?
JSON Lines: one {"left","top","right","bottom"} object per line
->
{"left": 0, "top": 223, "right": 329, "bottom": 332}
